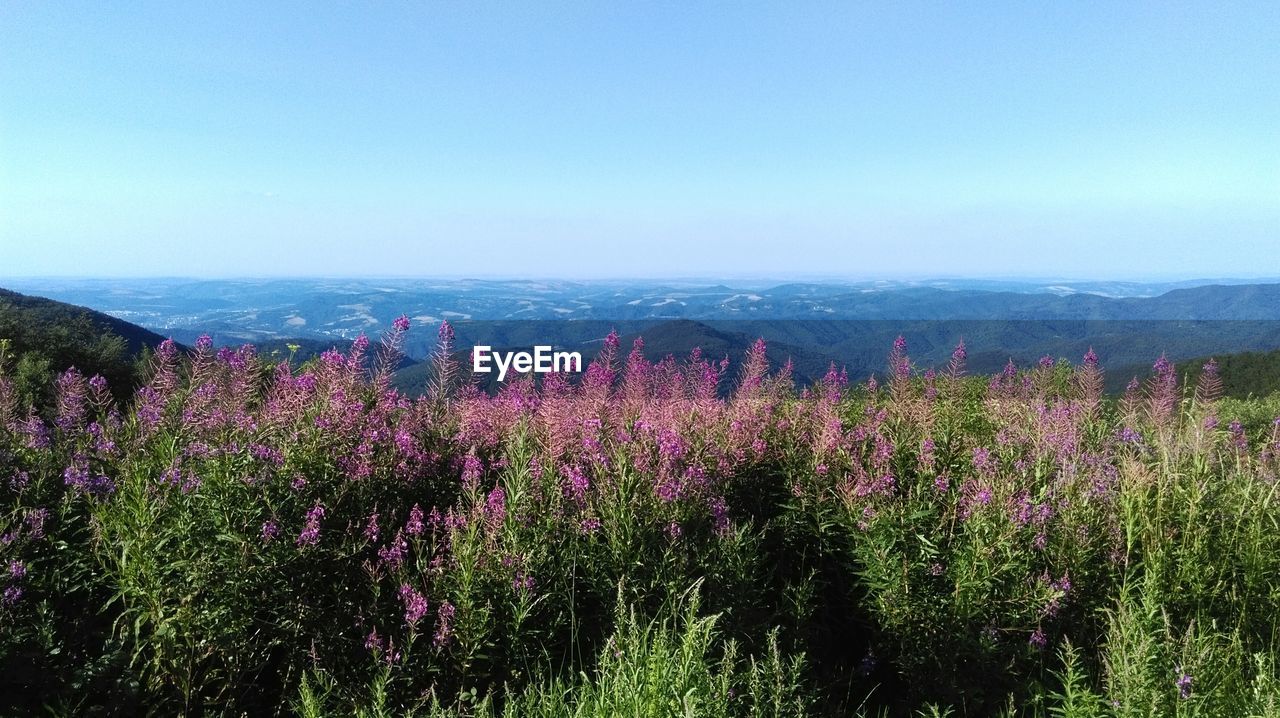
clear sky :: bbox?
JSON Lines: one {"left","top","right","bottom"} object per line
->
{"left": 1, "top": 1, "right": 1277, "bottom": 280}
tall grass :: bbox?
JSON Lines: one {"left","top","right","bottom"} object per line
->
{"left": 295, "top": 586, "right": 809, "bottom": 718}
{"left": 2, "top": 322, "right": 1279, "bottom": 715}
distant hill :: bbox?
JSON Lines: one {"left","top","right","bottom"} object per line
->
{"left": 0, "top": 287, "right": 172, "bottom": 409}
{"left": 604, "top": 319, "right": 833, "bottom": 386}
{"left": 1197, "top": 348, "right": 1280, "bottom": 398}
{"left": 391, "top": 316, "right": 1280, "bottom": 397}
{"left": 10, "top": 278, "right": 1280, "bottom": 356}
{"left": 0, "top": 286, "right": 418, "bottom": 416}
{"left": 1113, "top": 347, "right": 1280, "bottom": 399}
{"left": 8, "top": 279, "right": 1280, "bottom": 402}
{"left": 390, "top": 319, "right": 832, "bottom": 397}
{"left": 0, "top": 288, "right": 169, "bottom": 355}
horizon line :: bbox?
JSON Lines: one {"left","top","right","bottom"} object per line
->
{"left": 4, "top": 274, "right": 1280, "bottom": 286}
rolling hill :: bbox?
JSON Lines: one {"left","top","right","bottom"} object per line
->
{"left": 0, "top": 287, "right": 173, "bottom": 407}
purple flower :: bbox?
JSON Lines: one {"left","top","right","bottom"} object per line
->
{"left": 2, "top": 586, "right": 22, "bottom": 606}
{"left": 297, "top": 504, "right": 325, "bottom": 547}
{"left": 1051, "top": 574, "right": 1072, "bottom": 596}
{"left": 364, "top": 512, "right": 380, "bottom": 542}
{"left": 434, "top": 601, "right": 455, "bottom": 647}
{"left": 405, "top": 504, "right": 425, "bottom": 536}
{"left": 563, "top": 465, "right": 590, "bottom": 505}
{"left": 1148, "top": 355, "right": 1178, "bottom": 428}
{"left": 1230, "top": 420, "right": 1248, "bottom": 450}
{"left": 8, "top": 560, "right": 26, "bottom": 580}
{"left": 392, "top": 314, "right": 411, "bottom": 333}
{"left": 63, "top": 458, "right": 115, "bottom": 498}
{"left": 399, "top": 584, "right": 429, "bottom": 627}
{"left": 958, "top": 479, "right": 993, "bottom": 519}
{"left": 1029, "top": 628, "right": 1047, "bottom": 650}
{"left": 161, "top": 467, "right": 201, "bottom": 493}
{"left": 24, "top": 509, "right": 48, "bottom": 540}
{"left": 919, "top": 439, "right": 936, "bottom": 472}
{"left": 18, "top": 414, "right": 49, "bottom": 447}
{"left": 461, "top": 454, "right": 483, "bottom": 488}
{"left": 513, "top": 572, "right": 535, "bottom": 592}
{"left": 821, "top": 362, "right": 847, "bottom": 393}
{"left": 972, "top": 447, "right": 995, "bottom": 475}
{"left": 486, "top": 485, "right": 507, "bottom": 527}
{"left": 378, "top": 531, "right": 408, "bottom": 570}
{"left": 54, "top": 369, "right": 88, "bottom": 432}
{"left": 889, "top": 336, "right": 910, "bottom": 381}
{"left": 352, "top": 334, "right": 370, "bottom": 355}
{"left": 295, "top": 372, "right": 318, "bottom": 392}
{"left": 261, "top": 520, "right": 280, "bottom": 544}
{"left": 63, "top": 463, "right": 89, "bottom": 489}
{"left": 87, "top": 422, "right": 117, "bottom": 455}
{"left": 1176, "top": 670, "right": 1193, "bottom": 699}
{"left": 1153, "top": 355, "right": 1173, "bottom": 378}
{"left": 709, "top": 496, "right": 730, "bottom": 535}
{"left": 250, "top": 443, "right": 284, "bottom": 466}
{"left": 657, "top": 429, "right": 686, "bottom": 461}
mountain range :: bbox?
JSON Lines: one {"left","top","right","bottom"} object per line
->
{"left": 3, "top": 277, "right": 1280, "bottom": 352}
{"left": 3, "top": 278, "right": 1280, "bottom": 398}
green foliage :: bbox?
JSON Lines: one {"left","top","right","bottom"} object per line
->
{"left": 296, "top": 587, "right": 809, "bottom": 718}
{"left": 1184, "top": 348, "right": 1280, "bottom": 400}
{"left": 0, "top": 290, "right": 166, "bottom": 411}
{"left": 1220, "top": 392, "right": 1280, "bottom": 437}
{"left": 3, "top": 334, "right": 1280, "bottom": 716}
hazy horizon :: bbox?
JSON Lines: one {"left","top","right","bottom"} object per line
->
{"left": 2, "top": 271, "right": 1280, "bottom": 285}
{"left": 5, "top": 273, "right": 1280, "bottom": 286}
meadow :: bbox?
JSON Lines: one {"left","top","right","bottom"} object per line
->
{"left": 3, "top": 320, "right": 1280, "bottom": 716}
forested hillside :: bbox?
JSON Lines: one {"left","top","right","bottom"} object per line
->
{"left": 0, "top": 288, "right": 171, "bottom": 409}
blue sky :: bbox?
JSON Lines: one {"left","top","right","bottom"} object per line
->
{"left": 1, "top": 1, "right": 1276, "bottom": 279}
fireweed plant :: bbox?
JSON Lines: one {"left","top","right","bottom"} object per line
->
{"left": 3, "top": 319, "right": 1280, "bottom": 716}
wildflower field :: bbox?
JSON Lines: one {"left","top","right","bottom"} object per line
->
{"left": 3, "top": 320, "right": 1280, "bottom": 717}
